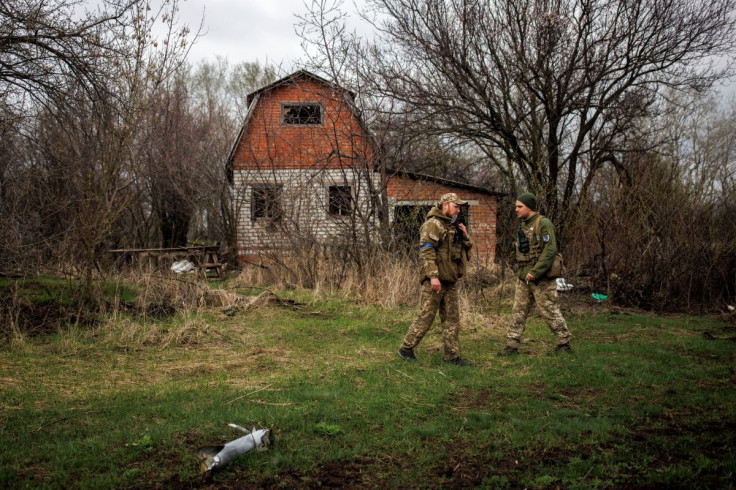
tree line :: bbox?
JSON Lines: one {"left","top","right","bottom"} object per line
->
{"left": 295, "top": 0, "right": 736, "bottom": 311}
{"left": 0, "top": 0, "right": 275, "bottom": 287}
{"left": 1, "top": 0, "right": 735, "bottom": 311}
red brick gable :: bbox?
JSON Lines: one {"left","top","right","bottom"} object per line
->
{"left": 231, "top": 74, "right": 373, "bottom": 172}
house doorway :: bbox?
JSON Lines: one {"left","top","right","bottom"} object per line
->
{"left": 392, "top": 205, "right": 433, "bottom": 253}
{"left": 392, "top": 203, "right": 470, "bottom": 254}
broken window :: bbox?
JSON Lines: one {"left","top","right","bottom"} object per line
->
{"left": 251, "top": 184, "right": 282, "bottom": 220}
{"left": 282, "top": 103, "right": 322, "bottom": 125}
{"left": 329, "top": 185, "right": 352, "bottom": 216}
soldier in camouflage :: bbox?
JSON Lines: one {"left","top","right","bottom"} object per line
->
{"left": 499, "top": 192, "right": 572, "bottom": 356}
{"left": 398, "top": 193, "right": 474, "bottom": 366}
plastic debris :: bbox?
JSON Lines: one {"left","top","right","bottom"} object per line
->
{"left": 591, "top": 293, "right": 608, "bottom": 301}
{"left": 197, "top": 424, "right": 270, "bottom": 475}
{"left": 171, "top": 260, "right": 196, "bottom": 274}
{"left": 555, "top": 278, "right": 573, "bottom": 292}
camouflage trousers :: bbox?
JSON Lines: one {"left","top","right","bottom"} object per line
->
{"left": 506, "top": 277, "right": 570, "bottom": 349}
{"left": 401, "top": 281, "right": 460, "bottom": 361}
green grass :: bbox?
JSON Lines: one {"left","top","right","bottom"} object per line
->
{"left": 0, "top": 280, "right": 734, "bottom": 488}
{"left": 0, "top": 277, "right": 79, "bottom": 306}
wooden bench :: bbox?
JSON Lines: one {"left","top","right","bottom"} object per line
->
{"left": 200, "top": 247, "right": 223, "bottom": 280}
{"left": 108, "top": 245, "right": 224, "bottom": 280}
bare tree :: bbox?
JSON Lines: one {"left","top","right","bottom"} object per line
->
{"left": 225, "top": 59, "right": 279, "bottom": 121}
{"left": 564, "top": 91, "right": 736, "bottom": 310}
{"left": 301, "top": 0, "right": 736, "bottom": 226}
{"left": 1, "top": 0, "right": 134, "bottom": 111}
{"left": 191, "top": 59, "right": 277, "bottom": 254}
{"left": 114, "top": 59, "right": 277, "bottom": 255}
{"left": 0, "top": 0, "right": 199, "bottom": 281}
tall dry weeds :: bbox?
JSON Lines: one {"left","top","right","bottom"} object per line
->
{"left": 0, "top": 282, "right": 26, "bottom": 347}
{"left": 232, "top": 252, "right": 511, "bottom": 312}
{"left": 90, "top": 312, "right": 227, "bottom": 351}
{"left": 131, "top": 273, "right": 241, "bottom": 313}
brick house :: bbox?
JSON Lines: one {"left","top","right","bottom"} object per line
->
{"left": 227, "top": 70, "right": 501, "bottom": 264}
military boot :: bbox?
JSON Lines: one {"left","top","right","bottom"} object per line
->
{"left": 444, "top": 357, "right": 472, "bottom": 366}
{"left": 549, "top": 343, "right": 572, "bottom": 355}
{"left": 398, "top": 347, "right": 417, "bottom": 362}
{"left": 498, "top": 346, "right": 519, "bottom": 356}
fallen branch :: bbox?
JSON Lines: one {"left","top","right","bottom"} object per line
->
{"left": 239, "top": 290, "right": 304, "bottom": 311}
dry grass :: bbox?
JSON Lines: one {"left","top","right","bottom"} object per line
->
{"left": 330, "top": 258, "right": 418, "bottom": 307}
{"left": 232, "top": 253, "right": 513, "bottom": 311}
{"left": 95, "top": 314, "right": 224, "bottom": 350}
{"left": 0, "top": 282, "right": 26, "bottom": 347}
{"left": 232, "top": 254, "right": 420, "bottom": 306}
{"left": 2, "top": 255, "right": 513, "bottom": 353}
{"left": 131, "top": 274, "right": 241, "bottom": 311}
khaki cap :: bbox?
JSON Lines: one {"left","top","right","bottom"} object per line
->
{"left": 439, "top": 192, "right": 468, "bottom": 205}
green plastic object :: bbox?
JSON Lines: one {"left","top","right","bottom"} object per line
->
{"left": 591, "top": 293, "right": 608, "bottom": 301}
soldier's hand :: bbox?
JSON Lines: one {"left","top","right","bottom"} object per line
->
{"left": 430, "top": 277, "right": 442, "bottom": 293}
{"left": 457, "top": 223, "right": 468, "bottom": 238}
{"left": 525, "top": 273, "right": 536, "bottom": 283}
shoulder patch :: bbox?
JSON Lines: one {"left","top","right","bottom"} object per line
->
{"left": 542, "top": 234, "right": 551, "bottom": 243}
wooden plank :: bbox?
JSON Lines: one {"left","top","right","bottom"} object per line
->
{"left": 108, "top": 246, "right": 215, "bottom": 253}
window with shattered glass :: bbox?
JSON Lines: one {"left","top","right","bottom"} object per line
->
{"left": 251, "top": 184, "right": 282, "bottom": 220}
{"left": 282, "top": 103, "right": 322, "bottom": 125}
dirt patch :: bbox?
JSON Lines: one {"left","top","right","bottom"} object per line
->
{"left": 123, "top": 419, "right": 736, "bottom": 489}
{"left": 125, "top": 432, "right": 209, "bottom": 489}
{"left": 0, "top": 296, "right": 99, "bottom": 338}
{"left": 451, "top": 387, "right": 494, "bottom": 411}
{"left": 307, "top": 459, "right": 371, "bottom": 488}
{"left": 140, "top": 302, "right": 178, "bottom": 319}
{"left": 703, "top": 330, "right": 736, "bottom": 342}
{"left": 188, "top": 457, "right": 386, "bottom": 489}
{"left": 0, "top": 294, "right": 184, "bottom": 342}
{"left": 124, "top": 435, "right": 391, "bottom": 489}
{"left": 432, "top": 442, "right": 537, "bottom": 489}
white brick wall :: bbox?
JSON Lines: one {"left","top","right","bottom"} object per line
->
{"left": 233, "top": 168, "right": 383, "bottom": 255}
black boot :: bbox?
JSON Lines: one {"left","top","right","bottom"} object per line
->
{"left": 498, "top": 346, "right": 519, "bottom": 356}
{"left": 444, "top": 357, "right": 472, "bottom": 366}
{"left": 550, "top": 343, "right": 572, "bottom": 355}
{"left": 398, "top": 347, "right": 417, "bottom": 361}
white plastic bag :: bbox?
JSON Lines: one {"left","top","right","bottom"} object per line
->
{"left": 171, "top": 260, "right": 196, "bottom": 274}
{"left": 556, "top": 277, "right": 573, "bottom": 292}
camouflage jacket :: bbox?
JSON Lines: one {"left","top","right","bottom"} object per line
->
{"left": 515, "top": 212, "right": 557, "bottom": 281}
{"left": 419, "top": 207, "right": 473, "bottom": 283}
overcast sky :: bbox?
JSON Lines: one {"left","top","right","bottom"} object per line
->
{"left": 174, "top": 0, "right": 365, "bottom": 69}
{"left": 165, "top": 0, "right": 735, "bottom": 96}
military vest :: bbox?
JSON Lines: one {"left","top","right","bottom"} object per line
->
{"left": 515, "top": 214, "right": 544, "bottom": 263}
{"left": 429, "top": 216, "right": 467, "bottom": 280}
{"left": 420, "top": 212, "right": 469, "bottom": 282}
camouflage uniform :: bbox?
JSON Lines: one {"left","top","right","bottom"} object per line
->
{"left": 400, "top": 195, "right": 473, "bottom": 361}
{"left": 506, "top": 212, "right": 571, "bottom": 349}
{"left": 402, "top": 281, "right": 461, "bottom": 360}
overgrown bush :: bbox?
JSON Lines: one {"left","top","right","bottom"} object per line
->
{"left": 563, "top": 155, "right": 736, "bottom": 312}
{"left": 0, "top": 273, "right": 244, "bottom": 345}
